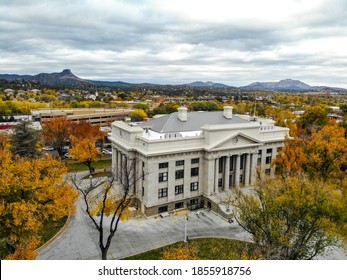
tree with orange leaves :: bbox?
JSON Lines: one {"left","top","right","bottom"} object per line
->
{"left": 69, "top": 121, "right": 106, "bottom": 175}
{"left": 273, "top": 138, "right": 307, "bottom": 177}
{"left": 70, "top": 120, "right": 105, "bottom": 141}
{"left": 304, "top": 125, "right": 347, "bottom": 181}
{"left": 0, "top": 144, "right": 77, "bottom": 259}
{"left": 42, "top": 116, "right": 72, "bottom": 158}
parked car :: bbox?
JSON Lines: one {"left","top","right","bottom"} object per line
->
{"left": 62, "top": 153, "right": 72, "bottom": 159}
{"left": 42, "top": 146, "right": 54, "bottom": 151}
{"left": 102, "top": 149, "right": 112, "bottom": 155}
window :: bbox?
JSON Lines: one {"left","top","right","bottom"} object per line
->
{"left": 158, "top": 188, "right": 168, "bottom": 198}
{"left": 240, "top": 154, "right": 244, "bottom": 169}
{"left": 218, "top": 158, "right": 223, "bottom": 173}
{"left": 191, "top": 158, "right": 199, "bottom": 164}
{"left": 218, "top": 178, "right": 223, "bottom": 187}
{"left": 266, "top": 148, "right": 273, "bottom": 154}
{"left": 257, "top": 157, "right": 261, "bottom": 165}
{"left": 159, "top": 162, "right": 168, "bottom": 169}
{"left": 230, "top": 156, "right": 234, "bottom": 171}
{"left": 240, "top": 174, "right": 243, "bottom": 183}
{"left": 265, "top": 168, "right": 271, "bottom": 175}
{"left": 191, "top": 167, "right": 199, "bottom": 177}
{"left": 175, "top": 202, "right": 184, "bottom": 209}
{"left": 266, "top": 156, "right": 272, "bottom": 164}
{"left": 158, "top": 172, "right": 168, "bottom": 182}
{"left": 175, "top": 185, "right": 184, "bottom": 195}
{"left": 176, "top": 160, "right": 184, "bottom": 166}
{"left": 175, "top": 169, "right": 184, "bottom": 179}
{"left": 190, "top": 198, "right": 199, "bottom": 205}
{"left": 258, "top": 150, "right": 262, "bottom": 155}
{"left": 142, "top": 187, "right": 144, "bottom": 197}
{"left": 190, "top": 182, "right": 199, "bottom": 191}
{"left": 158, "top": 206, "right": 168, "bottom": 213}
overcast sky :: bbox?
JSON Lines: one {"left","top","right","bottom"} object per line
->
{"left": 1, "top": 0, "right": 346, "bottom": 87}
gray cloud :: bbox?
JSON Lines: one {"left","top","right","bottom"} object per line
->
{"left": 1, "top": 0, "right": 347, "bottom": 87}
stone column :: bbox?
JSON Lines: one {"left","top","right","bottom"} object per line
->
{"left": 235, "top": 154, "right": 240, "bottom": 187}
{"left": 114, "top": 149, "right": 118, "bottom": 180}
{"left": 224, "top": 156, "right": 230, "bottom": 191}
{"left": 250, "top": 152, "right": 258, "bottom": 186}
{"left": 244, "top": 153, "right": 251, "bottom": 186}
{"left": 203, "top": 157, "right": 215, "bottom": 195}
{"left": 214, "top": 158, "right": 219, "bottom": 193}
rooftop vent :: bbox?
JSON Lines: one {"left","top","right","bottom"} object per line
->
{"left": 223, "top": 106, "right": 233, "bottom": 119}
{"left": 178, "top": 107, "right": 188, "bottom": 122}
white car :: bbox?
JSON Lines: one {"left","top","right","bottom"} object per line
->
{"left": 42, "top": 146, "right": 54, "bottom": 151}
{"left": 102, "top": 149, "right": 112, "bottom": 155}
{"left": 63, "top": 153, "right": 72, "bottom": 159}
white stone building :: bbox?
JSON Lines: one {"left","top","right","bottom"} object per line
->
{"left": 109, "top": 106, "right": 289, "bottom": 217}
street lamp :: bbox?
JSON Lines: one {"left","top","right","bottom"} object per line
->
{"left": 89, "top": 174, "right": 93, "bottom": 187}
{"left": 184, "top": 215, "right": 188, "bottom": 242}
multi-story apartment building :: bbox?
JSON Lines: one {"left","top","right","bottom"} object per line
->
{"left": 109, "top": 106, "right": 289, "bottom": 217}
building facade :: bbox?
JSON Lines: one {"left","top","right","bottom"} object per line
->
{"left": 109, "top": 106, "right": 289, "bottom": 217}
{"left": 32, "top": 108, "right": 132, "bottom": 127}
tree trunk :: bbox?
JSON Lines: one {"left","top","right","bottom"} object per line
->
{"left": 101, "top": 249, "right": 108, "bottom": 260}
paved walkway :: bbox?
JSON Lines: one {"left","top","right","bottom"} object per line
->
{"left": 37, "top": 196, "right": 250, "bottom": 260}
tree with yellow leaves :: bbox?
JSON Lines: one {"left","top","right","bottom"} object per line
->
{"left": 0, "top": 144, "right": 77, "bottom": 259}
{"left": 232, "top": 174, "right": 346, "bottom": 260}
{"left": 69, "top": 137, "right": 102, "bottom": 175}
{"left": 70, "top": 156, "right": 142, "bottom": 260}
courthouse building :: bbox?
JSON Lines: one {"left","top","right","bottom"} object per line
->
{"left": 109, "top": 106, "right": 289, "bottom": 217}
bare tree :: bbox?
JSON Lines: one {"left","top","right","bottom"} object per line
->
{"left": 70, "top": 156, "right": 142, "bottom": 260}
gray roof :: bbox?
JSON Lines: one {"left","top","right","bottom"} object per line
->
{"left": 141, "top": 111, "right": 250, "bottom": 133}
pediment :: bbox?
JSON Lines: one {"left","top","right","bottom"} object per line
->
{"left": 208, "top": 132, "right": 262, "bottom": 151}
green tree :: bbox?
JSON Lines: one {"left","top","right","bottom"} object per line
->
{"left": 133, "top": 103, "right": 150, "bottom": 111}
{"left": 232, "top": 174, "right": 345, "bottom": 260}
{"left": 151, "top": 102, "right": 179, "bottom": 115}
{"left": 299, "top": 106, "right": 328, "bottom": 131}
{"left": 188, "top": 101, "right": 220, "bottom": 111}
{"left": 10, "top": 121, "right": 41, "bottom": 158}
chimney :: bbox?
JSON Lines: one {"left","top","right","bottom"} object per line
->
{"left": 177, "top": 107, "right": 188, "bottom": 122}
{"left": 223, "top": 106, "right": 233, "bottom": 119}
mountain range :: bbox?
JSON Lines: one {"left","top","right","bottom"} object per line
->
{"left": 0, "top": 69, "right": 345, "bottom": 91}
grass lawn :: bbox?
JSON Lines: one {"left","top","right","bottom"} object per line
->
{"left": 124, "top": 238, "right": 256, "bottom": 260}
{"left": 67, "top": 159, "right": 112, "bottom": 172}
{"left": 38, "top": 216, "right": 68, "bottom": 246}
